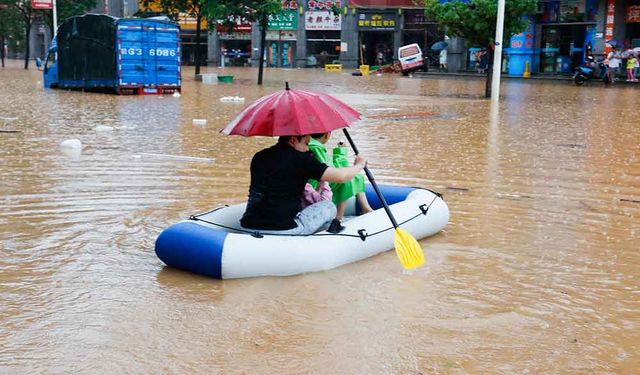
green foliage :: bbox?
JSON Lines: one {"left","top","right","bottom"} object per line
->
{"left": 424, "top": 0, "right": 537, "bottom": 47}
{"left": 203, "top": 0, "right": 282, "bottom": 28}
{"left": 0, "top": 2, "right": 24, "bottom": 48}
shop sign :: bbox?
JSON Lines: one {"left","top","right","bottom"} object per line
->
{"left": 218, "top": 32, "right": 252, "bottom": 40}
{"left": 266, "top": 30, "right": 298, "bottom": 41}
{"left": 31, "top": 0, "right": 52, "bottom": 10}
{"left": 605, "top": 0, "right": 615, "bottom": 52}
{"left": 305, "top": 11, "right": 341, "bottom": 30}
{"left": 178, "top": 13, "right": 208, "bottom": 30}
{"left": 268, "top": 10, "right": 298, "bottom": 30}
{"left": 510, "top": 20, "right": 534, "bottom": 49}
{"left": 215, "top": 17, "right": 252, "bottom": 33}
{"left": 308, "top": 0, "right": 341, "bottom": 10}
{"left": 357, "top": 12, "right": 397, "bottom": 31}
{"left": 282, "top": 0, "right": 298, "bottom": 9}
{"left": 627, "top": 5, "right": 640, "bottom": 23}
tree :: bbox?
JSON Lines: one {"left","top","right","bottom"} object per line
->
{"left": 424, "top": 0, "right": 536, "bottom": 97}
{"left": 10, "top": 0, "right": 40, "bottom": 70}
{"left": 141, "top": 0, "right": 211, "bottom": 76}
{"left": 39, "top": 0, "right": 97, "bottom": 37}
{"left": 0, "top": 3, "right": 23, "bottom": 68}
{"left": 204, "top": 0, "right": 281, "bottom": 85}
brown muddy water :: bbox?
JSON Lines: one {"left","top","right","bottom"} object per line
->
{"left": 1, "top": 60, "right": 639, "bottom": 374}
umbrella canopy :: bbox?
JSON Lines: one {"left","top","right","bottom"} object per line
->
{"left": 431, "top": 41, "right": 448, "bottom": 51}
{"left": 222, "top": 83, "right": 361, "bottom": 137}
{"left": 606, "top": 39, "right": 623, "bottom": 49}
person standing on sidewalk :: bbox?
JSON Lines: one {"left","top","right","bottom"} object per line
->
{"left": 608, "top": 50, "right": 621, "bottom": 82}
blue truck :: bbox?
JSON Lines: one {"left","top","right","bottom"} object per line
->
{"left": 43, "top": 14, "right": 181, "bottom": 95}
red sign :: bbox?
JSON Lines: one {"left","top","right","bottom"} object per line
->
{"left": 282, "top": 1, "right": 298, "bottom": 9}
{"left": 308, "top": 0, "right": 341, "bottom": 10}
{"left": 31, "top": 0, "right": 53, "bottom": 10}
{"left": 605, "top": 0, "right": 615, "bottom": 52}
{"left": 627, "top": 5, "right": 640, "bottom": 23}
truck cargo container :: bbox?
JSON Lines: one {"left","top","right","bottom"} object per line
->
{"left": 43, "top": 14, "right": 181, "bottom": 95}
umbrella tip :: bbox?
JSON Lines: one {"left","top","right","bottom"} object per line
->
{"left": 285, "top": 82, "right": 290, "bottom": 90}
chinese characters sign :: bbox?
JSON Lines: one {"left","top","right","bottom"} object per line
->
{"left": 357, "top": 12, "right": 397, "bottom": 31}
{"left": 268, "top": 10, "right": 298, "bottom": 30}
{"left": 308, "top": 0, "right": 342, "bottom": 10}
{"left": 305, "top": 11, "right": 341, "bottom": 30}
{"left": 627, "top": 5, "right": 640, "bottom": 23}
{"left": 31, "top": 0, "right": 53, "bottom": 10}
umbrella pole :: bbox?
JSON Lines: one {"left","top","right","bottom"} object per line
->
{"left": 342, "top": 129, "right": 425, "bottom": 269}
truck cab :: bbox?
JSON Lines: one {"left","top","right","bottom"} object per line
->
{"left": 43, "top": 41, "right": 58, "bottom": 88}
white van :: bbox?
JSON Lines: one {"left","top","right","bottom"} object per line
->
{"left": 398, "top": 43, "right": 424, "bottom": 75}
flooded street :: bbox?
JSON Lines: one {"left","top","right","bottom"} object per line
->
{"left": 1, "top": 60, "right": 639, "bottom": 374}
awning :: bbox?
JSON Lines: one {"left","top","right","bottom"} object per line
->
{"left": 348, "top": 0, "right": 424, "bottom": 8}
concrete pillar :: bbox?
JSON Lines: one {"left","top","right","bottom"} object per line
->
{"left": 447, "top": 37, "right": 466, "bottom": 72}
{"left": 250, "top": 22, "right": 261, "bottom": 67}
{"left": 340, "top": 8, "right": 359, "bottom": 69}
{"left": 208, "top": 30, "right": 220, "bottom": 66}
{"left": 295, "top": 7, "right": 307, "bottom": 68}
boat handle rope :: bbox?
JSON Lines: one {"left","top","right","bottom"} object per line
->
{"left": 188, "top": 195, "right": 439, "bottom": 241}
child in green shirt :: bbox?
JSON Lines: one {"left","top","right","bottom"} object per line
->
{"left": 308, "top": 132, "right": 373, "bottom": 232}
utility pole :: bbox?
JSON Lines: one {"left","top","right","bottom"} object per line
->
{"left": 490, "top": 0, "right": 505, "bottom": 101}
{"left": 53, "top": 0, "right": 57, "bottom": 35}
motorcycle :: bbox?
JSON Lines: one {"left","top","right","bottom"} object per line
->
{"left": 573, "top": 56, "right": 610, "bottom": 85}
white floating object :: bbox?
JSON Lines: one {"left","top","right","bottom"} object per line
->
{"left": 368, "top": 108, "right": 400, "bottom": 112}
{"left": 173, "top": 91, "right": 181, "bottom": 97}
{"left": 192, "top": 119, "right": 207, "bottom": 126}
{"left": 60, "top": 139, "right": 82, "bottom": 149}
{"left": 220, "top": 96, "right": 245, "bottom": 102}
{"left": 94, "top": 125, "right": 114, "bottom": 132}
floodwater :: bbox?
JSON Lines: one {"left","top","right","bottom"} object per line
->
{"left": 1, "top": 59, "right": 638, "bottom": 374}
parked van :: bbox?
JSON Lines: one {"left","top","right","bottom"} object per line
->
{"left": 44, "top": 14, "right": 181, "bottom": 95}
{"left": 398, "top": 43, "right": 424, "bottom": 75}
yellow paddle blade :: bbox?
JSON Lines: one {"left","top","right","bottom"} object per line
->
{"left": 393, "top": 228, "right": 425, "bottom": 270}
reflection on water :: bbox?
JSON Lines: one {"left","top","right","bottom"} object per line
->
{"left": 1, "top": 60, "right": 639, "bottom": 373}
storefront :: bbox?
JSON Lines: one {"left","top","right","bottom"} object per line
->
{"left": 305, "top": 0, "right": 342, "bottom": 67}
{"left": 535, "top": 0, "right": 599, "bottom": 74}
{"left": 357, "top": 10, "right": 398, "bottom": 66}
{"left": 267, "top": 5, "right": 298, "bottom": 67}
{"left": 217, "top": 21, "right": 252, "bottom": 67}
{"left": 625, "top": 2, "right": 640, "bottom": 47}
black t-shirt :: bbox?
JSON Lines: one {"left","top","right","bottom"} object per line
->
{"left": 240, "top": 142, "right": 329, "bottom": 230}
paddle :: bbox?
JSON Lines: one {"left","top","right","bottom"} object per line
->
{"left": 342, "top": 129, "right": 425, "bottom": 269}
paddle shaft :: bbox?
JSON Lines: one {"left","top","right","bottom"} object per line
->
{"left": 342, "top": 129, "right": 399, "bottom": 229}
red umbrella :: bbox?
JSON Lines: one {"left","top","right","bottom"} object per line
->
{"left": 221, "top": 83, "right": 361, "bottom": 136}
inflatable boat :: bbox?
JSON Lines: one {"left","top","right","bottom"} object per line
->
{"left": 155, "top": 184, "right": 449, "bottom": 279}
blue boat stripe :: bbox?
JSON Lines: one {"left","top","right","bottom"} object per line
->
{"left": 364, "top": 184, "right": 416, "bottom": 210}
{"left": 155, "top": 222, "right": 226, "bottom": 278}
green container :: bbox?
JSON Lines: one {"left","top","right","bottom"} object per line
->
{"left": 217, "top": 75, "right": 234, "bottom": 83}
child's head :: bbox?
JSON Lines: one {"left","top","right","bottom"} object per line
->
{"left": 311, "top": 132, "right": 331, "bottom": 144}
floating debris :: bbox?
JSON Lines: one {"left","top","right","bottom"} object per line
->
{"left": 446, "top": 186, "right": 469, "bottom": 192}
{"left": 192, "top": 119, "right": 207, "bottom": 126}
{"left": 0, "top": 130, "right": 21, "bottom": 133}
{"left": 220, "top": 96, "right": 245, "bottom": 103}
{"left": 557, "top": 143, "right": 586, "bottom": 149}
{"left": 620, "top": 198, "right": 640, "bottom": 204}
{"left": 60, "top": 139, "right": 82, "bottom": 150}
{"left": 94, "top": 125, "right": 114, "bottom": 132}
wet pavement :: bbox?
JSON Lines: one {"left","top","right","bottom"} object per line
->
{"left": 1, "top": 59, "right": 639, "bottom": 374}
